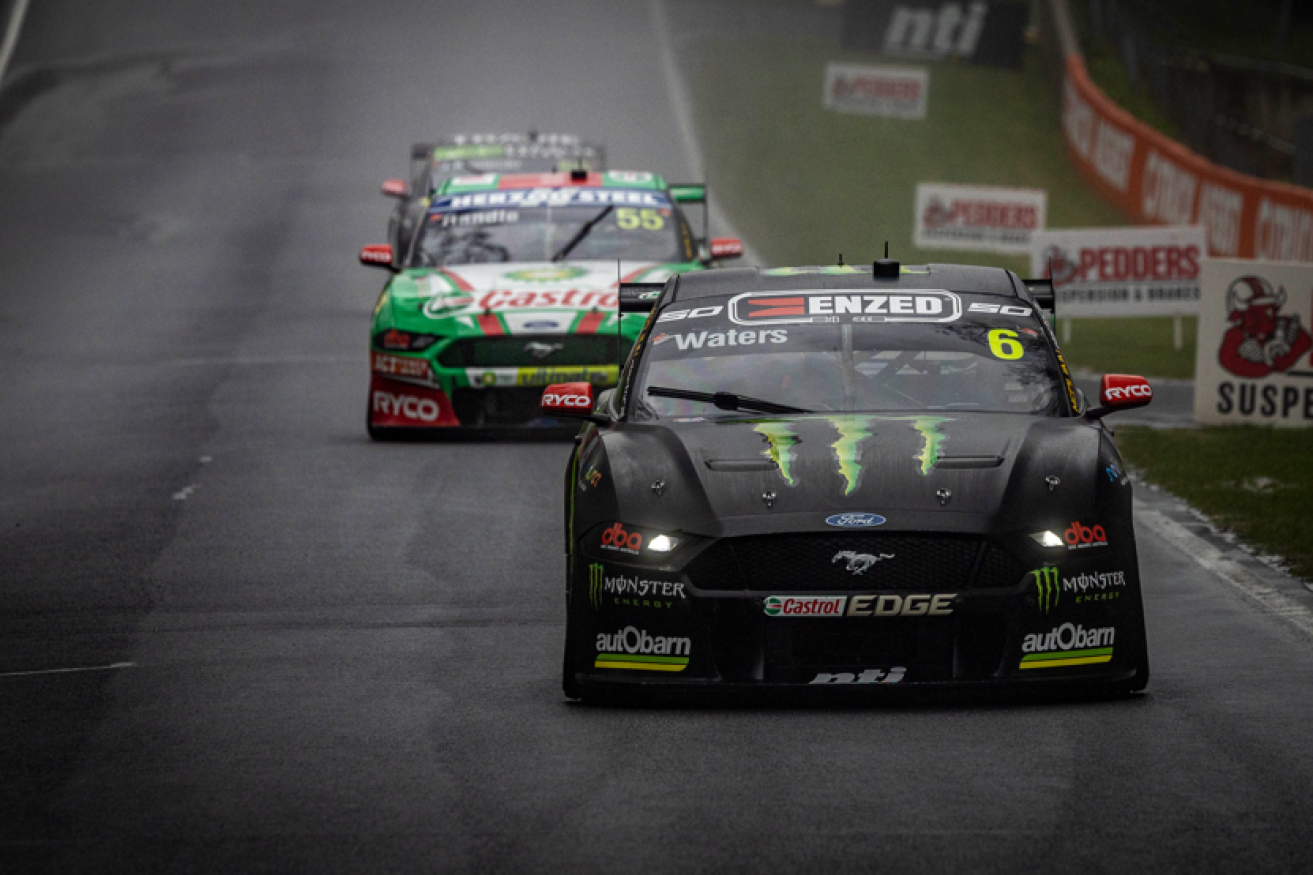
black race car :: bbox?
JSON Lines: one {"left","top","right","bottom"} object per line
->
{"left": 541, "top": 261, "right": 1154, "bottom": 701}
{"left": 380, "top": 132, "right": 605, "bottom": 257}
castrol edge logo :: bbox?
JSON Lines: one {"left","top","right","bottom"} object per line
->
{"left": 728, "top": 289, "right": 961, "bottom": 326}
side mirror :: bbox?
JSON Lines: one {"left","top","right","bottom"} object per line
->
{"left": 1086, "top": 374, "right": 1152, "bottom": 420}
{"left": 541, "top": 382, "right": 609, "bottom": 423}
{"left": 359, "top": 244, "right": 396, "bottom": 270}
{"left": 381, "top": 179, "right": 409, "bottom": 198}
{"left": 709, "top": 237, "right": 743, "bottom": 260}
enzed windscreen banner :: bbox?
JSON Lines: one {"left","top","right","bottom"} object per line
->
{"left": 1029, "top": 226, "right": 1206, "bottom": 317}
{"left": 823, "top": 63, "right": 928, "bottom": 119}
{"left": 841, "top": 0, "right": 1028, "bottom": 69}
{"left": 1194, "top": 258, "right": 1313, "bottom": 427}
{"left": 914, "top": 183, "right": 1046, "bottom": 254}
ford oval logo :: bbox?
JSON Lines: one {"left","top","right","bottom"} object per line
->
{"left": 524, "top": 321, "right": 559, "bottom": 330}
{"left": 825, "top": 513, "right": 886, "bottom": 529}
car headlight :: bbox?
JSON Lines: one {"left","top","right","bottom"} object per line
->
{"left": 1029, "top": 531, "right": 1065, "bottom": 548}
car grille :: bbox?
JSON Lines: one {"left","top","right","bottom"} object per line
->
{"left": 437, "top": 335, "right": 627, "bottom": 369}
{"left": 684, "top": 533, "right": 1028, "bottom": 592}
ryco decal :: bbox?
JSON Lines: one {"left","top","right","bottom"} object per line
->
{"left": 368, "top": 376, "right": 458, "bottom": 428}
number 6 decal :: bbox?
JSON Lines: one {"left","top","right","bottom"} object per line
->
{"left": 988, "top": 329, "right": 1024, "bottom": 360}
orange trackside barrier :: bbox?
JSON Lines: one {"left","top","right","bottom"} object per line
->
{"left": 1061, "top": 54, "right": 1313, "bottom": 261}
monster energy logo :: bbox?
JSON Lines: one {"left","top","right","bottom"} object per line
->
{"left": 750, "top": 415, "right": 952, "bottom": 494}
{"left": 590, "top": 563, "right": 604, "bottom": 610}
{"left": 1032, "top": 566, "right": 1060, "bottom": 614}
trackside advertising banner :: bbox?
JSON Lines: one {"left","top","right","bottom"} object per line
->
{"left": 1194, "top": 258, "right": 1313, "bottom": 427}
{"left": 841, "top": 0, "right": 1028, "bottom": 69}
{"left": 1061, "top": 56, "right": 1313, "bottom": 262}
{"left": 914, "top": 183, "right": 1046, "bottom": 254}
{"left": 823, "top": 63, "right": 928, "bottom": 119}
{"left": 1029, "top": 226, "right": 1206, "bottom": 317}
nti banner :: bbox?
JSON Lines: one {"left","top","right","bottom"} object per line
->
{"left": 823, "top": 63, "right": 928, "bottom": 119}
{"left": 1194, "top": 258, "right": 1313, "bottom": 427}
{"left": 841, "top": 0, "right": 1028, "bottom": 69}
{"left": 914, "top": 183, "right": 1046, "bottom": 254}
{"left": 1030, "top": 225, "right": 1206, "bottom": 317}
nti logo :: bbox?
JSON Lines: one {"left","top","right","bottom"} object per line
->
{"left": 1032, "top": 567, "right": 1060, "bottom": 614}
{"left": 884, "top": 2, "right": 987, "bottom": 59}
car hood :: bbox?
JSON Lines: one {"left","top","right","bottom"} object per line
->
{"left": 595, "top": 412, "right": 1102, "bottom": 538}
{"left": 382, "top": 260, "right": 692, "bottom": 336}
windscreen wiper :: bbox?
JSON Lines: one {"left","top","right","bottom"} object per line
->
{"left": 550, "top": 205, "right": 614, "bottom": 262}
{"left": 647, "top": 386, "right": 811, "bottom": 416}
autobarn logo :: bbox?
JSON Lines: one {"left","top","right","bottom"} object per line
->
{"left": 763, "top": 595, "right": 847, "bottom": 617}
{"left": 372, "top": 390, "right": 441, "bottom": 423}
{"left": 594, "top": 626, "right": 690, "bottom": 672}
{"left": 1019, "top": 622, "right": 1115, "bottom": 669}
{"left": 728, "top": 290, "right": 961, "bottom": 326}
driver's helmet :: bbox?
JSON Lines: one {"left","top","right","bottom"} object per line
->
{"left": 1226, "top": 276, "right": 1285, "bottom": 318}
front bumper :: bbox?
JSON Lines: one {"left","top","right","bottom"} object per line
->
{"left": 567, "top": 535, "right": 1148, "bottom": 696}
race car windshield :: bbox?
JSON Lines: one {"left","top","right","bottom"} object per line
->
{"left": 410, "top": 195, "right": 690, "bottom": 266}
{"left": 631, "top": 292, "right": 1070, "bottom": 420}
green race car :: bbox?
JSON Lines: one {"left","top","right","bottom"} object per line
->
{"left": 360, "top": 169, "right": 743, "bottom": 434}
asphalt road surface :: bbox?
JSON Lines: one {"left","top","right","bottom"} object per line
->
{"left": 3, "top": 2, "right": 1313, "bottom": 872}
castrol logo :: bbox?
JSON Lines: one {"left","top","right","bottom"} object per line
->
{"left": 372, "top": 391, "right": 440, "bottom": 422}
{"left": 764, "top": 595, "right": 847, "bottom": 617}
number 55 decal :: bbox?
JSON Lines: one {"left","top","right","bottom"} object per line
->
{"left": 617, "top": 208, "right": 665, "bottom": 231}
{"left": 988, "top": 329, "right": 1024, "bottom": 360}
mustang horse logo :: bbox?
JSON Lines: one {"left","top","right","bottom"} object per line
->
{"left": 831, "top": 551, "right": 894, "bottom": 575}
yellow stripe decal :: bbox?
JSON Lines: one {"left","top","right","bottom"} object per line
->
{"left": 1019, "top": 655, "right": 1113, "bottom": 669}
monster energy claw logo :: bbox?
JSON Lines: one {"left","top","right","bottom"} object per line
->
{"left": 590, "top": 563, "right": 604, "bottom": 610}
{"left": 1032, "top": 566, "right": 1060, "bottom": 614}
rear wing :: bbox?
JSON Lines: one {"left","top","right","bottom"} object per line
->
{"left": 618, "top": 282, "right": 665, "bottom": 313}
{"left": 1022, "top": 278, "right": 1055, "bottom": 311}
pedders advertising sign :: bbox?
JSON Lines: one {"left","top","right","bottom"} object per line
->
{"left": 1029, "top": 225, "right": 1206, "bottom": 318}
{"left": 914, "top": 183, "right": 1046, "bottom": 254}
{"left": 1194, "top": 259, "right": 1313, "bottom": 427}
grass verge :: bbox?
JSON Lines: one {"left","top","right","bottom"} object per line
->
{"left": 1059, "top": 316, "right": 1196, "bottom": 379}
{"left": 1116, "top": 426, "right": 1313, "bottom": 581}
{"left": 682, "top": 35, "right": 1190, "bottom": 378}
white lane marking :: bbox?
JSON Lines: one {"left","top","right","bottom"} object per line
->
{"left": 1136, "top": 501, "right": 1313, "bottom": 639}
{"left": 650, "top": 0, "right": 765, "bottom": 267}
{"left": 166, "top": 354, "right": 359, "bottom": 368}
{"left": 173, "top": 484, "right": 198, "bottom": 500}
{"left": 0, "top": 0, "right": 32, "bottom": 86}
{"left": 0, "top": 661, "right": 136, "bottom": 678}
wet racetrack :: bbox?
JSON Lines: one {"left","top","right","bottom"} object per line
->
{"left": 3, "top": 2, "right": 1313, "bottom": 871}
